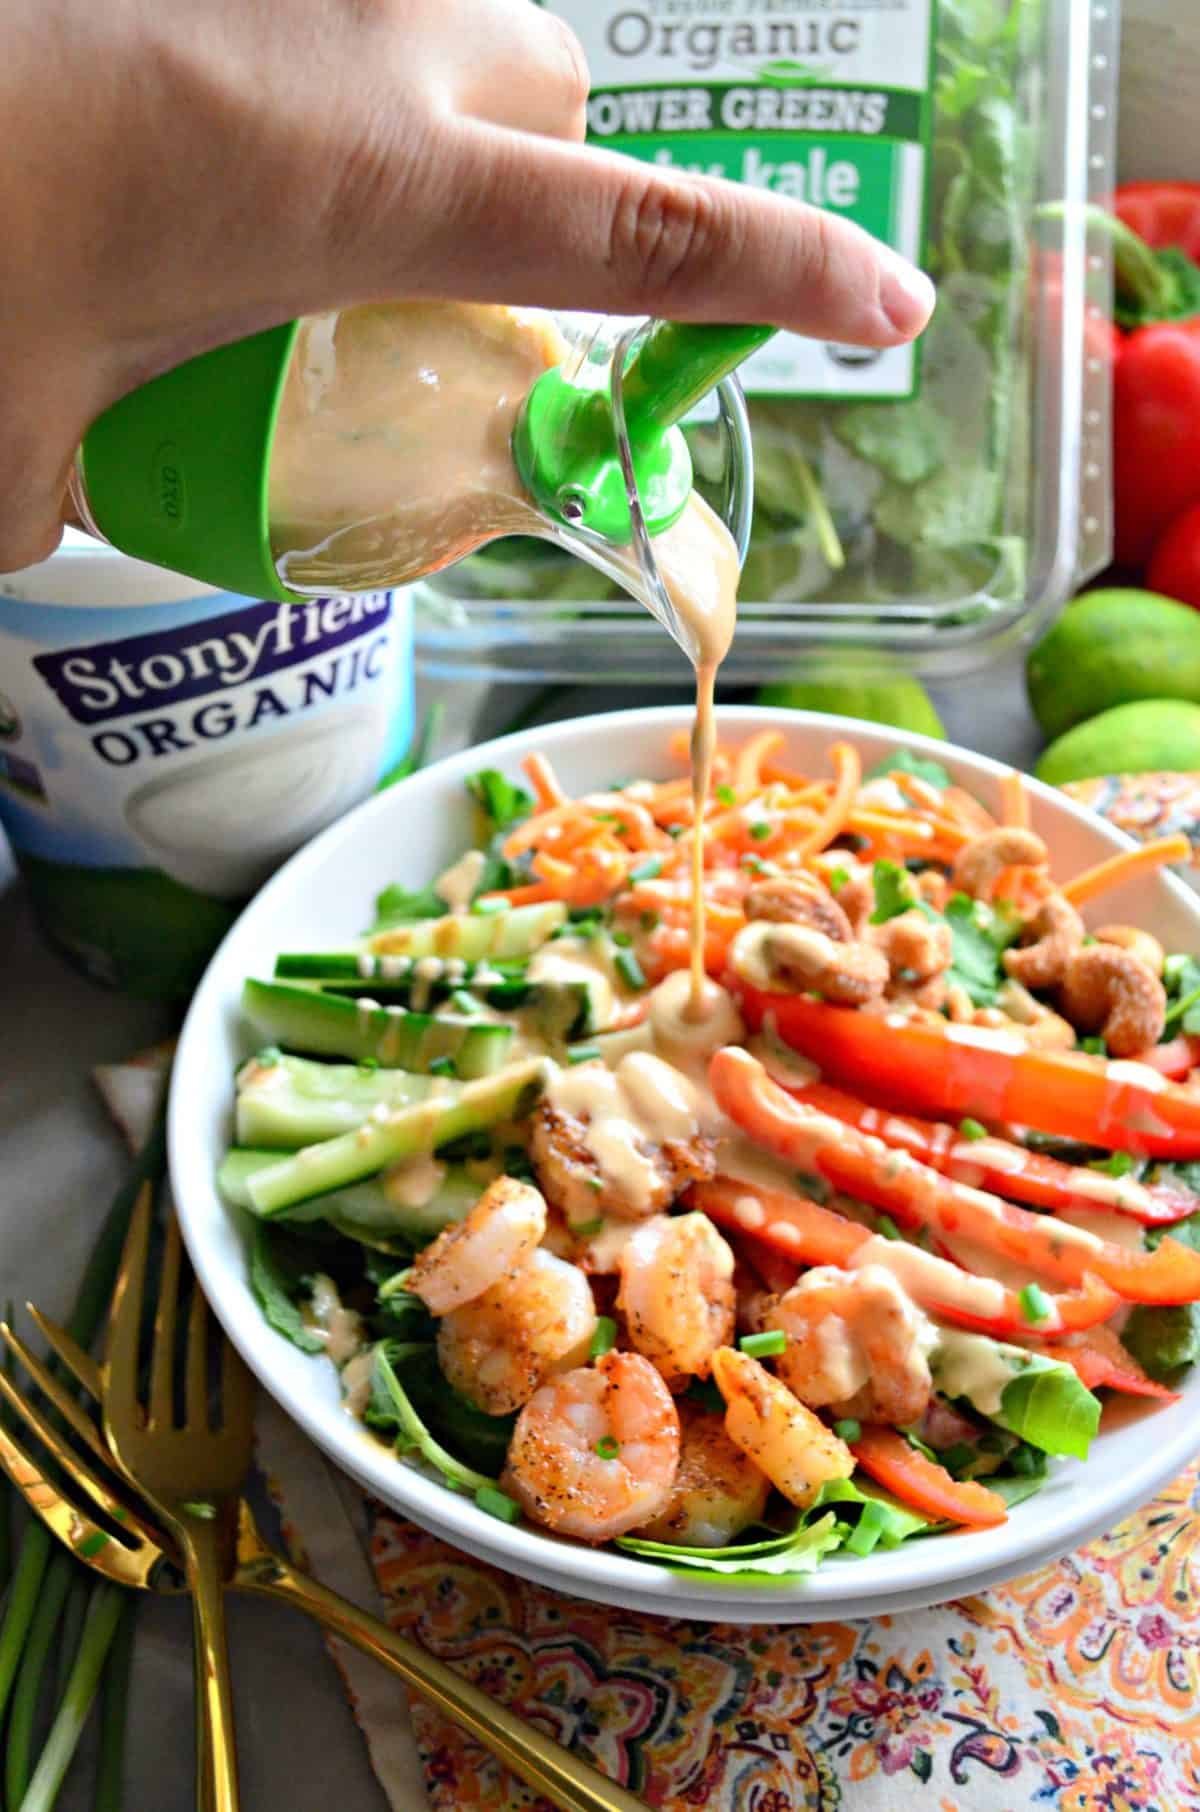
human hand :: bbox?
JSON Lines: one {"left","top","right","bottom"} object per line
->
{"left": 0, "top": 0, "right": 934, "bottom": 572}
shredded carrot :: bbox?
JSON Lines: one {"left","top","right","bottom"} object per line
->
{"left": 778, "top": 740, "right": 858, "bottom": 862}
{"left": 1061, "top": 835, "right": 1193, "bottom": 907}
{"left": 477, "top": 881, "right": 557, "bottom": 908}
{"left": 941, "top": 786, "right": 997, "bottom": 834}
{"left": 890, "top": 770, "right": 945, "bottom": 813}
{"left": 735, "top": 731, "right": 787, "bottom": 793}
{"left": 522, "top": 751, "right": 568, "bottom": 812}
{"left": 1000, "top": 768, "right": 1030, "bottom": 830}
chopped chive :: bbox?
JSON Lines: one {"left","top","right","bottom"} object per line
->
{"left": 716, "top": 784, "right": 737, "bottom": 807}
{"left": 590, "top": 1316, "right": 617, "bottom": 1358}
{"left": 749, "top": 821, "right": 772, "bottom": 841}
{"left": 571, "top": 1217, "right": 605, "bottom": 1239}
{"left": 612, "top": 930, "right": 633, "bottom": 947}
{"left": 450, "top": 989, "right": 479, "bottom": 1016}
{"left": 739, "top": 1329, "right": 786, "bottom": 1359}
{"left": 595, "top": 1436, "right": 620, "bottom": 1460}
{"left": 256, "top": 1046, "right": 282, "bottom": 1067}
{"left": 567, "top": 1042, "right": 602, "bottom": 1065}
{"left": 1019, "top": 1282, "right": 1052, "bottom": 1325}
{"left": 629, "top": 856, "right": 663, "bottom": 883}
{"left": 667, "top": 824, "right": 685, "bottom": 838}
{"left": 586, "top": 1176, "right": 605, "bottom": 1194}
{"left": 846, "top": 1500, "right": 888, "bottom": 1557}
{"left": 938, "top": 1441, "right": 977, "bottom": 1475}
{"left": 958, "top": 1117, "right": 987, "bottom": 1142}
{"left": 833, "top": 1418, "right": 862, "bottom": 1443}
{"left": 615, "top": 948, "right": 646, "bottom": 990}
{"left": 903, "top": 1428, "right": 939, "bottom": 1462}
{"left": 639, "top": 910, "right": 661, "bottom": 932}
{"left": 470, "top": 897, "right": 507, "bottom": 915}
{"left": 876, "top": 1214, "right": 901, "bottom": 1241}
{"left": 829, "top": 867, "right": 850, "bottom": 894}
{"left": 357, "top": 1057, "right": 380, "bottom": 1074}
{"left": 1091, "top": 1150, "right": 1134, "bottom": 1177}
{"left": 1080, "top": 1035, "right": 1107, "bottom": 1056}
{"left": 428, "top": 1055, "right": 457, "bottom": 1077}
{"left": 475, "top": 1484, "right": 522, "bottom": 1524}
{"left": 742, "top": 855, "right": 771, "bottom": 875}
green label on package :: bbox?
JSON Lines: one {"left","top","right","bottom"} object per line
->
{"left": 543, "top": 1, "right": 934, "bottom": 399}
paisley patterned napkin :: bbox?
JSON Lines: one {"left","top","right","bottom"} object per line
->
{"left": 98, "top": 1047, "right": 1200, "bottom": 1812}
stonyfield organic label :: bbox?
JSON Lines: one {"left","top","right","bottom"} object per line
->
{"left": 544, "top": 0, "right": 934, "bottom": 398}
{"left": 0, "top": 578, "right": 413, "bottom": 995}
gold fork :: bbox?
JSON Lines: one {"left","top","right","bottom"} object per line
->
{"left": 103, "top": 1185, "right": 251, "bottom": 1811}
{"left": 0, "top": 1304, "right": 648, "bottom": 1812}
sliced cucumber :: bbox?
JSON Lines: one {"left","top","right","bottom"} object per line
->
{"left": 275, "top": 953, "right": 526, "bottom": 995}
{"left": 366, "top": 901, "right": 566, "bottom": 961}
{"left": 219, "top": 1147, "right": 484, "bottom": 1246}
{"left": 242, "top": 979, "right": 512, "bottom": 1077}
{"left": 235, "top": 1054, "right": 451, "bottom": 1148}
{"left": 243, "top": 1056, "right": 550, "bottom": 1216}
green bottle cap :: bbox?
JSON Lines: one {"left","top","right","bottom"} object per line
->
{"left": 79, "top": 322, "right": 302, "bottom": 603}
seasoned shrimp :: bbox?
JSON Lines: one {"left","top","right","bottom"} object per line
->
{"left": 616, "top": 1211, "right": 736, "bottom": 1381}
{"left": 1095, "top": 923, "right": 1166, "bottom": 979}
{"left": 633, "top": 1402, "right": 770, "bottom": 1547}
{"left": 744, "top": 875, "right": 853, "bottom": 941}
{"left": 710, "top": 1347, "right": 855, "bottom": 1508}
{"left": 436, "top": 1248, "right": 596, "bottom": 1415}
{"left": 759, "top": 924, "right": 889, "bottom": 1006}
{"left": 1060, "top": 943, "right": 1167, "bottom": 1058}
{"left": 1003, "top": 893, "right": 1084, "bottom": 989}
{"left": 407, "top": 1176, "right": 546, "bottom": 1315}
{"left": 503, "top": 1351, "right": 681, "bottom": 1540}
{"left": 764, "top": 1264, "right": 934, "bottom": 1428}
{"left": 531, "top": 1057, "right": 716, "bottom": 1224}
{"left": 952, "top": 827, "right": 1048, "bottom": 901}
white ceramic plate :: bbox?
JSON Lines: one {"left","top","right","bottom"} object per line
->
{"left": 171, "top": 707, "right": 1200, "bottom": 1623}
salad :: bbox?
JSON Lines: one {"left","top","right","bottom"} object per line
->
{"left": 220, "top": 733, "right": 1200, "bottom": 1581}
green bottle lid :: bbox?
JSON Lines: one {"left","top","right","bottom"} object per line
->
{"left": 79, "top": 322, "right": 303, "bottom": 603}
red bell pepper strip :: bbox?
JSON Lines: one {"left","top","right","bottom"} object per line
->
{"left": 1102, "top": 184, "right": 1200, "bottom": 566}
{"left": 777, "top": 1078, "right": 1198, "bottom": 1226}
{"left": 693, "top": 1177, "right": 1121, "bottom": 1338}
{"left": 849, "top": 1427, "right": 1007, "bottom": 1528}
{"left": 734, "top": 982, "right": 1200, "bottom": 1160}
{"left": 1128, "top": 1033, "right": 1200, "bottom": 1082}
{"left": 1035, "top": 1327, "right": 1179, "bottom": 1404}
{"left": 1147, "top": 501, "right": 1200, "bottom": 613}
{"left": 709, "top": 1046, "right": 1200, "bottom": 1306}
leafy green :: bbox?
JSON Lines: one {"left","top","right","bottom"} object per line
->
{"left": 870, "top": 860, "right": 918, "bottom": 924}
{"left": 1148, "top": 1209, "right": 1200, "bottom": 1254}
{"left": 370, "top": 1343, "right": 501, "bottom": 1492}
{"left": 249, "top": 1225, "right": 324, "bottom": 1353}
{"left": 1164, "top": 955, "right": 1200, "bottom": 1034}
{"left": 832, "top": 399, "right": 949, "bottom": 486}
{"left": 997, "top": 1360, "right": 1101, "bottom": 1460}
{"left": 942, "top": 892, "right": 1023, "bottom": 1006}
{"left": 466, "top": 768, "right": 533, "bottom": 833}
{"left": 1122, "top": 1305, "right": 1200, "bottom": 1382}
{"left": 864, "top": 748, "right": 953, "bottom": 790}
{"left": 371, "top": 882, "right": 447, "bottom": 929}
{"left": 617, "top": 1512, "right": 843, "bottom": 1578}
{"left": 369, "top": 1342, "right": 515, "bottom": 1479}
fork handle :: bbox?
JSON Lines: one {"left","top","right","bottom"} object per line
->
{"left": 238, "top": 1558, "right": 646, "bottom": 1812}
{"left": 181, "top": 1520, "right": 241, "bottom": 1812}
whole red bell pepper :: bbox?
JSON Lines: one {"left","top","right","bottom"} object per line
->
{"left": 1107, "top": 183, "right": 1200, "bottom": 568}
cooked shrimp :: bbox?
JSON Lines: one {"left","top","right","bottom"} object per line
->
{"left": 503, "top": 1351, "right": 681, "bottom": 1540}
{"left": 759, "top": 924, "right": 889, "bottom": 1006}
{"left": 874, "top": 909, "right": 953, "bottom": 987}
{"left": 530, "top": 1079, "right": 716, "bottom": 1226}
{"left": 1003, "top": 893, "right": 1084, "bottom": 989}
{"left": 616, "top": 1212, "right": 736, "bottom": 1381}
{"left": 744, "top": 875, "right": 852, "bottom": 941}
{"left": 1059, "top": 943, "right": 1167, "bottom": 1058}
{"left": 1095, "top": 922, "right": 1166, "bottom": 979}
{"left": 764, "top": 1264, "right": 934, "bottom": 1428}
{"left": 407, "top": 1176, "right": 546, "bottom": 1315}
{"left": 436, "top": 1248, "right": 596, "bottom": 1415}
{"left": 953, "top": 827, "right": 1048, "bottom": 901}
{"left": 710, "top": 1346, "right": 855, "bottom": 1508}
{"left": 633, "top": 1402, "right": 770, "bottom": 1547}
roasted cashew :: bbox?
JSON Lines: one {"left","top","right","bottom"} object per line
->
{"left": 1094, "top": 923, "right": 1166, "bottom": 980}
{"left": 1059, "top": 944, "right": 1167, "bottom": 1058}
{"left": 744, "top": 875, "right": 852, "bottom": 942}
{"left": 763, "top": 924, "right": 889, "bottom": 1007}
{"left": 874, "top": 908, "right": 954, "bottom": 987}
{"left": 952, "top": 828, "right": 1048, "bottom": 901}
{"left": 1003, "top": 893, "right": 1085, "bottom": 990}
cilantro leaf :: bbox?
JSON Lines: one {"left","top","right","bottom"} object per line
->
{"left": 870, "top": 860, "right": 919, "bottom": 924}
{"left": 466, "top": 768, "right": 534, "bottom": 832}
{"left": 864, "top": 748, "right": 953, "bottom": 790}
{"left": 942, "top": 892, "right": 1023, "bottom": 1006}
{"left": 370, "top": 882, "right": 447, "bottom": 929}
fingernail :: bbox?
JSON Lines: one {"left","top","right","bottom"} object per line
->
{"left": 879, "top": 256, "right": 936, "bottom": 336}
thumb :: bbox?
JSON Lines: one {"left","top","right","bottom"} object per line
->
{"left": 406, "top": 122, "right": 934, "bottom": 345}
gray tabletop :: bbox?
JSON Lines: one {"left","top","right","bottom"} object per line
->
{"left": 0, "top": 656, "right": 1037, "bottom": 1812}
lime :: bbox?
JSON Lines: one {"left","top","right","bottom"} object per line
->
{"left": 1035, "top": 699, "right": 1200, "bottom": 786}
{"left": 757, "top": 659, "right": 944, "bottom": 738}
{"left": 1026, "top": 588, "right": 1200, "bottom": 742}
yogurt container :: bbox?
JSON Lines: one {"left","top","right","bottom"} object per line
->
{"left": 0, "top": 532, "right": 413, "bottom": 996}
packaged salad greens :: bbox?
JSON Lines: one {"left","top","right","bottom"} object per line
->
{"left": 416, "top": 0, "right": 1119, "bottom": 684}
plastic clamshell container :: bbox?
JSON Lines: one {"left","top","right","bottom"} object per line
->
{"left": 416, "top": 0, "right": 1119, "bottom": 685}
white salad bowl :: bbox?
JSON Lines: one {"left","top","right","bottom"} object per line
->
{"left": 171, "top": 706, "right": 1200, "bottom": 1623}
